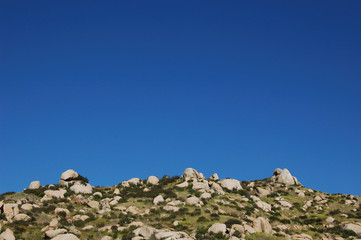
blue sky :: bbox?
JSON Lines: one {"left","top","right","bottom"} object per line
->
{"left": 1, "top": 1, "right": 360, "bottom": 195}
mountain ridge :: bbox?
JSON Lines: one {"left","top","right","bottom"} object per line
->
{"left": 0, "top": 168, "right": 360, "bottom": 240}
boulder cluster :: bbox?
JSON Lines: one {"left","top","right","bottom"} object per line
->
{"left": 0, "top": 167, "right": 360, "bottom": 240}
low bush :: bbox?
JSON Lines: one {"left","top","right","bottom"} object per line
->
{"left": 225, "top": 218, "right": 242, "bottom": 228}
{"left": 197, "top": 216, "right": 208, "bottom": 222}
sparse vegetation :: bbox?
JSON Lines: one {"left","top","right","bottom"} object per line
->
{"left": 0, "top": 168, "right": 360, "bottom": 240}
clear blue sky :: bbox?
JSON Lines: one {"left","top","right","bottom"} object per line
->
{"left": 1, "top": 1, "right": 360, "bottom": 196}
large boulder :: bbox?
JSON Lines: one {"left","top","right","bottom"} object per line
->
{"left": 44, "top": 189, "right": 67, "bottom": 199}
{"left": 50, "top": 233, "right": 79, "bottom": 240}
{"left": 13, "top": 213, "right": 31, "bottom": 222}
{"left": 256, "top": 187, "right": 270, "bottom": 197}
{"left": 292, "top": 234, "right": 313, "bottom": 240}
{"left": 147, "top": 176, "right": 159, "bottom": 185}
{"left": 253, "top": 217, "right": 272, "bottom": 234}
{"left": 133, "top": 226, "right": 156, "bottom": 239}
{"left": 1, "top": 203, "right": 19, "bottom": 220}
{"left": 192, "top": 181, "right": 210, "bottom": 192}
{"left": 342, "top": 222, "right": 361, "bottom": 236}
{"left": 21, "top": 203, "right": 33, "bottom": 211}
{"left": 186, "top": 196, "right": 202, "bottom": 206}
{"left": 272, "top": 168, "right": 299, "bottom": 185}
{"left": 28, "top": 180, "right": 40, "bottom": 189}
{"left": 255, "top": 200, "right": 272, "bottom": 212}
{"left": 54, "top": 208, "right": 70, "bottom": 217}
{"left": 153, "top": 195, "right": 165, "bottom": 205}
{"left": 176, "top": 181, "right": 188, "bottom": 188}
{"left": 70, "top": 182, "right": 92, "bottom": 194}
{"left": 60, "top": 170, "right": 79, "bottom": 181}
{"left": 154, "top": 231, "right": 191, "bottom": 240}
{"left": 208, "top": 223, "right": 227, "bottom": 235}
{"left": 87, "top": 201, "right": 100, "bottom": 210}
{"left": 45, "top": 229, "right": 68, "bottom": 238}
{"left": 0, "top": 228, "right": 15, "bottom": 240}
{"left": 210, "top": 182, "right": 225, "bottom": 195}
{"left": 219, "top": 179, "right": 242, "bottom": 191}
{"left": 182, "top": 168, "right": 202, "bottom": 180}
{"left": 100, "top": 237, "right": 112, "bottom": 240}
{"left": 127, "top": 178, "right": 140, "bottom": 186}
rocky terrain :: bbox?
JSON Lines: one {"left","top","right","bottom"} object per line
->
{"left": 0, "top": 168, "right": 360, "bottom": 240}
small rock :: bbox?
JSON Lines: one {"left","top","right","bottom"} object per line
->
{"left": 210, "top": 173, "right": 219, "bottom": 180}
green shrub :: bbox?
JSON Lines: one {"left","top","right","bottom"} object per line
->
{"left": 24, "top": 187, "right": 46, "bottom": 197}
{"left": 197, "top": 216, "right": 208, "bottom": 222}
{"left": 73, "top": 174, "right": 89, "bottom": 183}
{"left": 210, "top": 213, "right": 220, "bottom": 220}
{"left": 225, "top": 218, "right": 242, "bottom": 228}
{"left": 73, "top": 220, "right": 86, "bottom": 228}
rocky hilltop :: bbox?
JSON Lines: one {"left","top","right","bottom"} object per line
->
{"left": 0, "top": 168, "right": 360, "bottom": 240}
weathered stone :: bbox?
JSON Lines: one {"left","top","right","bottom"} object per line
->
{"left": 153, "top": 195, "right": 164, "bottom": 205}
{"left": 2, "top": 203, "right": 19, "bottom": 220}
{"left": 0, "top": 228, "right": 15, "bottom": 240}
{"left": 273, "top": 168, "right": 298, "bottom": 185}
{"left": 87, "top": 201, "right": 99, "bottom": 209}
{"left": 255, "top": 200, "right": 272, "bottom": 212}
{"left": 127, "top": 206, "right": 140, "bottom": 215}
{"left": 21, "top": 203, "right": 33, "bottom": 211}
{"left": 100, "top": 237, "right": 112, "bottom": 240}
{"left": 208, "top": 223, "right": 227, "bottom": 235}
{"left": 28, "top": 180, "right": 40, "bottom": 189}
{"left": 154, "top": 231, "right": 191, "bottom": 240}
{"left": 325, "top": 217, "right": 335, "bottom": 223}
{"left": 192, "top": 181, "right": 210, "bottom": 192}
{"left": 54, "top": 208, "right": 70, "bottom": 216}
{"left": 342, "top": 222, "right": 361, "bottom": 235}
{"left": 44, "top": 189, "right": 67, "bottom": 199}
{"left": 279, "top": 200, "right": 293, "bottom": 208}
{"left": 147, "top": 176, "right": 159, "bottom": 185}
{"left": 45, "top": 229, "right": 68, "bottom": 238}
{"left": 70, "top": 182, "right": 92, "bottom": 194}
{"left": 253, "top": 217, "right": 272, "bottom": 234}
{"left": 186, "top": 196, "right": 202, "bottom": 206}
{"left": 51, "top": 233, "right": 79, "bottom": 240}
{"left": 133, "top": 226, "right": 156, "bottom": 239}
{"left": 200, "top": 192, "right": 212, "bottom": 199}
{"left": 220, "top": 179, "right": 242, "bottom": 191}
{"left": 182, "top": 168, "right": 199, "bottom": 180}
{"left": 60, "top": 169, "right": 79, "bottom": 181}
{"left": 128, "top": 178, "right": 140, "bottom": 186}
{"left": 210, "top": 182, "right": 225, "bottom": 195}
{"left": 176, "top": 181, "right": 188, "bottom": 188}
{"left": 210, "top": 173, "right": 219, "bottom": 180}
{"left": 13, "top": 213, "right": 31, "bottom": 222}
{"left": 244, "top": 224, "right": 256, "bottom": 234}
{"left": 256, "top": 187, "right": 270, "bottom": 197}
{"left": 292, "top": 233, "right": 313, "bottom": 240}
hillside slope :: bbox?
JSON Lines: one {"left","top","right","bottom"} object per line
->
{"left": 0, "top": 168, "right": 360, "bottom": 240}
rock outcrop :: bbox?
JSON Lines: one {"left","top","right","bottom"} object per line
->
{"left": 271, "top": 168, "right": 299, "bottom": 185}
{"left": 0, "top": 167, "right": 358, "bottom": 240}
